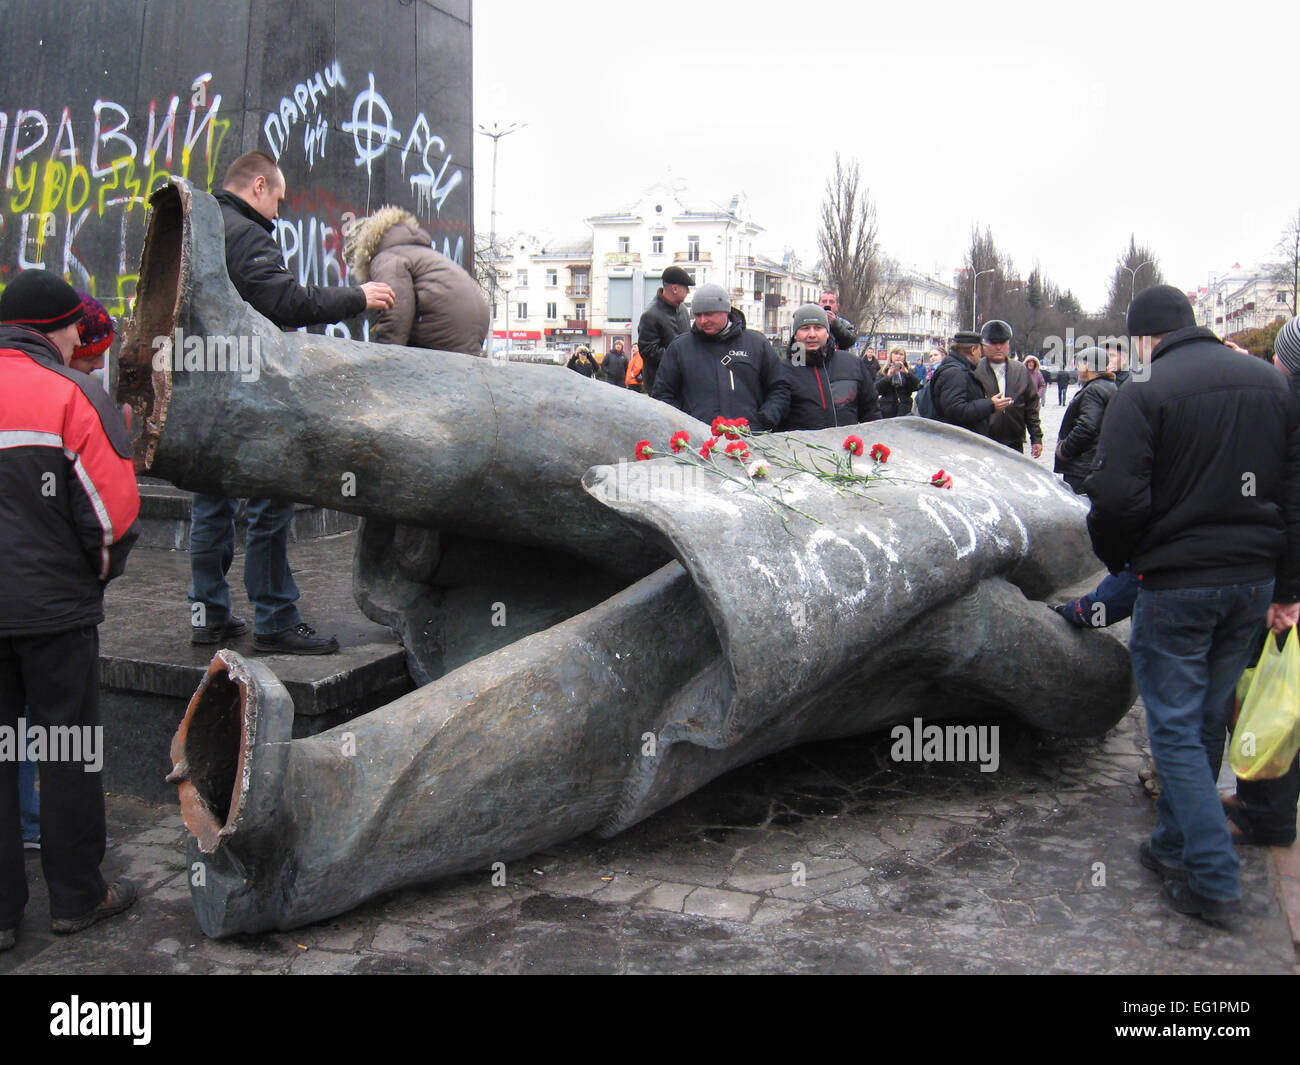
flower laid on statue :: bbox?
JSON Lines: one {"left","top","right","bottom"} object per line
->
{"left": 724, "top": 440, "right": 750, "bottom": 462}
{"left": 746, "top": 460, "right": 771, "bottom": 480}
{"left": 635, "top": 439, "right": 655, "bottom": 461}
{"left": 931, "top": 469, "right": 954, "bottom": 489}
{"left": 669, "top": 430, "right": 691, "bottom": 453}
{"left": 699, "top": 435, "right": 721, "bottom": 459}
{"left": 712, "top": 416, "right": 749, "bottom": 440}
{"left": 869, "top": 443, "right": 890, "bottom": 463}
{"left": 842, "top": 434, "right": 865, "bottom": 457}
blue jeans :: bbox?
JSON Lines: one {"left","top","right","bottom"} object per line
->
{"left": 1130, "top": 579, "right": 1273, "bottom": 901}
{"left": 189, "top": 494, "right": 303, "bottom": 636}
{"left": 18, "top": 757, "right": 38, "bottom": 842}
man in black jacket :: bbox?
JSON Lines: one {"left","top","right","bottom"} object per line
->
{"left": 651, "top": 283, "right": 790, "bottom": 431}
{"left": 602, "top": 338, "right": 628, "bottom": 388}
{"left": 189, "top": 151, "right": 395, "bottom": 655}
{"left": 818, "top": 291, "right": 858, "bottom": 352}
{"left": 779, "top": 304, "right": 879, "bottom": 430}
{"left": 637, "top": 265, "right": 692, "bottom": 395}
{"left": 974, "top": 320, "right": 1042, "bottom": 456}
{"left": 931, "top": 330, "right": 1012, "bottom": 436}
{"left": 1087, "top": 286, "right": 1300, "bottom": 922}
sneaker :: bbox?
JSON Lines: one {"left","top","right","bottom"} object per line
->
{"left": 1162, "top": 879, "right": 1240, "bottom": 922}
{"left": 50, "top": 878, "right": 137, "bottom": 935}
{"left": 0, "top": 927, "right": 14, "bottom": 952}
{"left": 22, "top": 837, "right": 39, "bottom": 851}
{"left": 1139, "top": 841, "right": 1188, "bottom": 881}
{"left": 253, "top": 623, "right": 339, "bottom": 655}
{"left": 191, "top": 613, "right": 250, "bottom": 645}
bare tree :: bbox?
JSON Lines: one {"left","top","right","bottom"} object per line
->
{"left": 1271, "top": 208, "right": 1300, "bottom": 317}
{"left": 816, "top": 155, "right": 882, "bottom": 327}
{"left": 1101, "top": 235, "right": 1164, "bottom": 331}
{"left": 859, "top": 258, "right": 910, "bottom": 342}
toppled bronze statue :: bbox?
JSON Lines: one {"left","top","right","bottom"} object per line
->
{"left": 125, "top": 181, "right": 1134, "bottom": 937}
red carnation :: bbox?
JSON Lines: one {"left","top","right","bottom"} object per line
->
{"left": 722, "top": 417, "right": 749, "bottom": 440}
{"left": 724, "top": 440, "right": 750, "bottom": 461}
{"left": 635, "top": 440, "right": 654, "bottom": 461}
{"left": 670, "top": 430, "right": 691, "bottom": 453}
{"left": 711, "top": 416, "right": 728, "bottom": 437}
{"left": 700, "top": 436, "right": 721, "bottom": 459}
{"left": 843, "top": 434, "right": 865, "bottom": 456}
{"left": 869, "top": 443, "right": 890, "bottom": 463}
{"left": 931, "top": 469, "right": 953, "bottom": 489}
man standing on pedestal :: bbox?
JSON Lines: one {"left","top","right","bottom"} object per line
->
{"left": 189, "top": 151, "right": 395, "bottom": 655}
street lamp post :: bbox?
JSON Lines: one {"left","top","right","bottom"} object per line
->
{"left": 476, "top": 121, "right": 526, "bottom": 354}
{"left": 1121, "top": 259, "right": 1154, "bottom": 314}
{"left": 971, "top": 267, "right": 996, "bottom": 329}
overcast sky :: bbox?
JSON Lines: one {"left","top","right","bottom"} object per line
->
{"left": 472, "top": 0, "right": 1299, "bottom": 313}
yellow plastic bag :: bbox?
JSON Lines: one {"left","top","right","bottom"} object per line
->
{"left": 1229, "top": 626, "right": 1300, "bottom": 781}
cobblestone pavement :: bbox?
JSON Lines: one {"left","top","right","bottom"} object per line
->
{"left": 4, "top": 396, "right": 1296, "bottom": 975}
{"left": 3, "top": 707, "right": 1296, "bottom": 975}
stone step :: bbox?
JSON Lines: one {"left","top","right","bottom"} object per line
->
{"left": 98, "top": 529, "right": 413, "bottom": 803}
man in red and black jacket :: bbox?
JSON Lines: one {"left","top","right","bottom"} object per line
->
{"left": 0, "top": 269, "right": 141, "bottom": 949}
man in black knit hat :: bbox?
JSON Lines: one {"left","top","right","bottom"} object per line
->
{"left": 0, "top": 269, "right": 141, "bottom": 949}
{"left": 1087, "top": 285, "right": 1300, "bottom": 922}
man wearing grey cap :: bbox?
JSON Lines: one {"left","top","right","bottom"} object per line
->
{"left": 637, "top": 265, "right": 693, "bottom": 395}
{"left": 1087, "top": 286, "right": 1300, "bottom": 923}
{"left": 779, "top": 304, "right": 880, "bottom": 431}
{"left": 651, "top": 283, "right": 790, "bottom": 431}
{"left": 974, "top": 319, "right": 1042, "bottom": 457}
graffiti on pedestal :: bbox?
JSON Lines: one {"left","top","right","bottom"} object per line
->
{"left": 0, "top": 59, "right": 470, "bottom": 328}
{"left": 0, "top": 73, "right": 227, "bottom": 313}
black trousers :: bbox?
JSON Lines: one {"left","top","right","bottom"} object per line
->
{"left": 1235, "top": 753, "right": 1300, "bottom": 845}
{"left": 0, "top": 626, "right": 107, "bottom": 927}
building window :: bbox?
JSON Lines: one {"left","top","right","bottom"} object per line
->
{"left": 546, "top": 302, "right": 557, "bottom": 320}
{"left": 516, "top": 270, "right": 528, "bottom": 287}
{"left": 652, "top": 235, "right": 664, "bottom": 254}
{"left": 546, "top": 269, "right": 558, "bottom": 287}
{"left": 516, "top": 302, "right": 527, "bottom": 320}
{"left": 575, "top": 303, "right": 587, "bottom": 321}
{"left": 617, "top": 236, "right": 630, "bottom": 253}
{"left": 687, "top": 235, "right": 700, "bottom": 261}
{"left": 1280, "top": 293, "right": 1289, "bottom": 305}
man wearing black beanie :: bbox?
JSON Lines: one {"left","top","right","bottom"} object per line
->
{"left": 1086, "top": 284, "right": 1300, "bottom": 923}
{"left": 0, "top": 269, "right": 141, "bottom": 949}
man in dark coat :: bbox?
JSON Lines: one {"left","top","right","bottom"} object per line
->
{"left": 974, "top": 320, "right": 1042, "bottom": 456}
{"left": 652, "top": 283, "right": 790, "bottom": 431}
{"left": 779, "top": 304, "right": 880, "bottom": 430}
{"left": 1053, "top": 346, "right": 1116, "bottom": 494}
{"left": 637, "top": 265, "right": 692, "bottom": 395}
{"left": 191, "top": 151, "right": 396, "bottom": 655}
{"left": 1087, "top": 286, "right": 1300, "bottom": 922}
{"left": 930, "top": 330, "right": 1012, "bottom": 436}
{"left": 0, "top": 270, "right": 142, "bottom": 948}
{"left": 602, "top": 338, "right": 629, "bottom": 388}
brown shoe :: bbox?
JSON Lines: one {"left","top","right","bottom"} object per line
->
{"left": 51, "top": 878, "right": 137, "bottom": 935}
